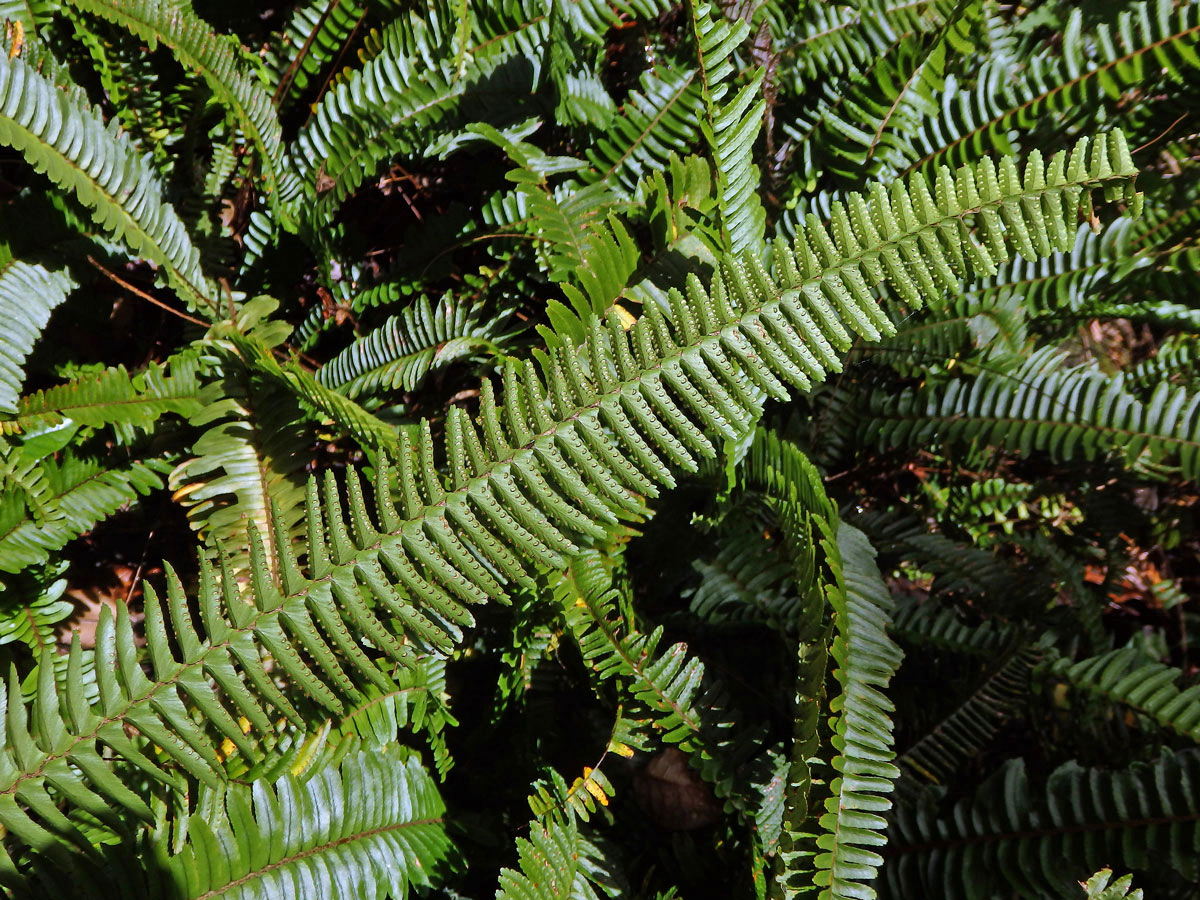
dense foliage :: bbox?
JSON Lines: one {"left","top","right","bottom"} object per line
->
{"left": 0, "top": 0, "right": 1195, "bottom": 897}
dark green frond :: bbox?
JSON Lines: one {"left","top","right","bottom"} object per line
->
{"left": 1053, "top": 647, "right": 1200, "bottom": 744}
{"left": 318, "top": 294, "right": 511, "bottom": 399}
{"left": 885, "top": 751, "right": 1200, "bottom": 899}
{"left": 70, "top": 0, "right": 301, "bottom": 229}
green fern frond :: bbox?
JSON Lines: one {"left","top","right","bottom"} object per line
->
{"left": 890, "top": 597, "right": 1015, "bottom": 658}
{"left": 1084, "top": 869, "right": 1142, "bottom": 900}
{"left": 689, "top": 2, "right": 765, "bottom": 256}
{"left": 1053, "top": 647, "right": 1200, "bottom": 744}
{"left": 318, "top": 293, "right": 510, "bottom": 399}
{"left": 266, "top": 0, "right": 366, "bottom": 109}
{"left": 897, "top": 644, "right": 1038, "bottom": 793}
{"left": 169, "top": 358, "right": 312, "bottom": 574}
{"left": 0, "top": 570, "right": 73, "bottom": 655}
{"left": 0, "top": 454, "right": 168, "bottom": 573}
{"left": 862, "top": 347, "right": 1200, "bottom": 479}
{"left": 885, "top": 750, "right": 1200, "bottom": 899}
{"left": 4, "top": 351, "right": 206, "bottom": 439}
{"left": 0, "top": 137, "right": 1139, "bottom": 867}
{"left": 0, "top": 259, "right": 74, "bottom": 415}
{"left": 69, "top": 0, "right": 301, "bottom": 229}
{"left": 583, "top": 66, "right": 707, "bottom": 194}
{"left": 902, "top": 0, "right": 1200, "bottom": 176}
{"left": 0, "top": 53, "right": 213, "bottom": 312}
{"left": 808, "top": 523, "right": 904, "bottom": 900}
{"left": 161, "top": 745, "right": 452, "bottom": 900}
{"left": 497, "top": 806, "right": 615, "bottom": 900}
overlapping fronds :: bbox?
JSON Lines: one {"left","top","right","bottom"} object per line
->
{"left": 3, "top": 352, "right": 206, "bottom": 438}
{"left": 70, "top": 0, "right": 300, "bottom": 228}
{"left": 0, "top": 137, "right": 1140, "bottom": 874}
{"left": 0, "top": 453, "right": 167, "bottom": 573}
{"left": 890, "top": 597, "right": 1014, "bottom": 658}
{"left": 862, "top": 347, "right": 1200, "bottom": 479}
{"left": 0, "top": 53, "right": 212, "bottom": 312}
{"left": 496, "top": 806, "right": 615, "bottom": 900}
{"left": 689, "top": 3, "right": 765, "bottom": 256}
{"left": 158, "top": 746, "right": 451, "bottom": 900}
{"left": 318, "top": 294, "right": 509, "bottom": 399}
{"left": 266, "top": 0, "right": 366, "bottom": 108}
{"left": 885, "top": 750, "right": 1200, "bottom": 899}
{"left": 902, "top": 0, "right": 1200, "bottom": 176}
{"left": 582, "top": 66, "right": 707, "bottom": 194}
{"left": 0, "top": 260, "right": 73, "bottom": 415}
{"left": 1053, "top": 647, "right": 1200, "bottom": 744}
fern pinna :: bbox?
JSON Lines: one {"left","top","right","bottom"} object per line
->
{"left": 0, "top": 1, "right": 1194, "bottom": 898}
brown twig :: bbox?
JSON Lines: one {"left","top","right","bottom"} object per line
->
{"left": 86, "top": 256, "right": 209, "bottom": 327}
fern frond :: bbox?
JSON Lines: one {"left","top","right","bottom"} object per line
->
{"left": 318, "top": 293, "right": 510, "bottom": 399}
{"left": 0, "top": 137, "right": 1139, "bottom": 867}
{"left": 902, "top": 0, "right": 1200, "bottom": 176}
{"left": 161, "top": 745, "right": 452, "bottom": 899}
{"left": 497, "top": 806, "right": 614, "bottom": 900}
{"left": 4, "top": 351, "right": 206, "bottom": 439}
{"left": 583, "top": 66, "right": 707, "bottom": 194}
{"left": 0, "top": 454, "right": 168, "bottom": 573}
{"left": 862, "top": 347, "right": 1200, "bottom": 479}
{"left": 0, "top": 570, "right": 73, "bottom": 655}
{"left": 1084, "top": 869, "right": 1142, "bottom": 900}
{"left": 0, "top": 53, "right": 213, "bottom": 312}
{"left": 69, "top": 0, "right": 301, "bottom": 229}
{"left": 897, "top": 643, "right": 1038, "bottom": 794}
{"left": 809, "top": 523, "right": 904, "bottom": 900}
{"left": 885, "top": 750, "right": 1200, "bottom": 899}
{"left": 0, "top": 259, "right": 74, "bottom": 414}
{"left": 1053, "top": 646, "right": 1200, "bottom": 744}
{"left": 689, "top": 2, "right": 765, "bottom": 256}
{"left": 266, "top": 0, "right": 366, "bottom": 109}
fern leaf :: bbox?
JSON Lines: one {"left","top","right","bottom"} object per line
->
{"left": 69, "top": 0, "right": 301, "bottom": 229}
{"left": 497, "top": 807, "right": 614, "bottom": 900}
{"left": 689, "top": 2, "right": 766, "bottom": 255}
{"left": 318, "top": 293, "right": 510, "bottom": 399}
{"left": 0, "top": 259, "right": 73, "bottom": 415}
{"left": 0, "top": 53, "right": 213, "bottom": 312}
{"left": 1084, "top": 869, "right": 1142, "bottom": 900}
{"left": 902, "top": 0, "right": 1200, "bottom": 175}
{"left": 161, "top": 746, "right": 452, "bottom": 899}
{"left": 4, "top": 351, "right": 206, "bottom": 439}
{"left": 807, "top": 523, "right": 903, "bottom": 900}
{"left": 885, "top": 750, "right": 1200, "bottom": 899}
{"left": 266, "top": 0, "right": 366, "bottom": 108}
{"left": 0, "top": 138, "right": 1140, "bottom": 866}
{"left": 1054, "top": 647, "right": 1200, "bottom": 744}
{"left": 863, "top": 347, "right": 1200, "bottom": 479}
{"left": 0, "top": 454, "right": 168, "bottom": 573}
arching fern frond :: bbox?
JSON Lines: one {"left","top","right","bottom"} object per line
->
{"left": 0, "top": 53, "right": 213, "bottom": 312}
{"left": 901, "top": 0, "right": 1200, "bottom": 176}
{"left": 497, "top": 805, "right": 615, "bottom": 900}
{"left": 69, "top": 0, "right": 301, "bottom": 229}
{"left": 808, "top": 523, "right": 904, "bottom": 900}
{"left": 266, "top": 0, "right": 366, "bottom": 110}
{"left": 1052, "top": 647, "right": 1200, "bottom": 744}
{"left": 862, "top": 347, "right": 1200, "bottom": 480}
{"left": 4, "top": 351, "right": 206, "bottom": 439}
{"left": 318, "top": 293, "right": 510, "bottom": 399}
{"left": 0, "top": 259, "right": 73, "bottom": 415}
